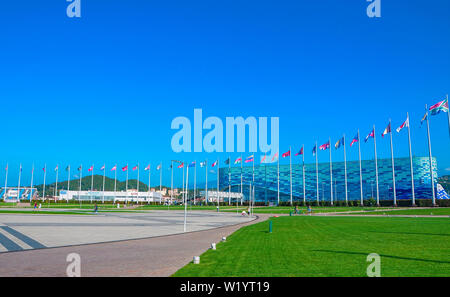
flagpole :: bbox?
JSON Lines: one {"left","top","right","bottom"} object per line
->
{"left": 406, "top": 113, "right": 415, "bottom": 206}
{"left": 114, "top": 164, "right": 117, "bottom": 204}
{"left": 388, "top": 119, "right": 397, "bottom": 206}
{"left": 30, "top": 164, "right": 34, "bottom": 202}
{"left": 126, "top": 163, "right": 128, "bottom": 201}
{"left": 343, "top": 135, "right": 348, "bottom": 205}
{"left": 67, "top": 165, "right": 70, "bottom": 199}
{"left": 302, "top": 145, "right": 306, "bottom": 204}
{"left": 358, "top": 130, "right": 363, "bottom": 206}
{"left": 78, "top": 164, "right": 82, "bottom": 208}
{"left": 240, "top": 155, "right": 243, "bottom": 205}
{"left": 4, "top": 164, "right": 8, "bottom": 201}
{"left": 329, "top": 138, "right": 333, "bottom": 206}
{"left": 252, "top": 156, "right": 255, "bottom": 207}
{"left": 159, "top": 162, "right": 162, "bottom": 204}
{"left": 147, "top": 164, "right": 151, "bottom": 198}
{"left": 289, "top": 146, "right": 292, "bottom": 205}
{"left": 217, "top": 158, "right": 220, "bottom": 210}
{"left": 194, "top": 161, "right": 196, "bottom": 205}
{"left": 90, "top": 165, "right": 94, "bottom": 203}
{"left": 205, "top": 159, "right": 208, "bottom": 204}
{"left": 184, "top": 164, "right": 188, "bottom": 232}
{"left": 54, "top": 165, "right": 58, "bottom": 201}
{"left": 315, "top": 141, "right": 319, "bottom": 206}
{"left": 182, "top": 162, "right": 185, "bottom": 206}
{"left": 228, "top": 157, "right": 231, "bottom": 205}
{"left": 17, "top": 164, "right": 21, "bottom": 202}
{"left": 425, "top": 105, "right": 436, "bottom": 206}
{"left": 137, "top": 163, "right": 140, "bottom": 203}
{"left": 369, "top": 126, "right": 379, "bottom": 207}
{"left": 277, "top": 152, "right": 280, "bottom": 205}
{"left": 43, "top": 164, "right": 46, "bottom": 201}
{"left": 171, "top": 161, "right": 174, "bottom": 205}
{"left": 102, "top": 165, "right": 105, "bottom": 204}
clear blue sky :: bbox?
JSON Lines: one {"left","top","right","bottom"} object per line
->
{"left": 0, "top": 0, "right": 449, "bottom": 187}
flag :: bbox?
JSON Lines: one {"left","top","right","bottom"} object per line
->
{"left": 88, "top": 166, "right": 94, "bottom": 172}
{"left": 312, "top": 145, "right": 316, "bottom": 156}
{"left": 421, "top": 112, "right": 428, "bottom": 125}
{"left": 396, "top": 117, "right": 409, "bottom": 133}
{"left": 189, "top": 161, "right": 196, "bottom": 167}
{"left": 77, "top": 166, "right": 82, "bottom": 171}
{"left": 244, "top": 155, "right": 254, "bottom": 163}
{"left": 211, "top": 160, "right": 218, "bottom": 167}
{"left": 335, "top": 137, "right": 344, "bottom": 149}
{"left": 122, "top": 165, "right": 128, "bottom": 171}
{"left": 381, "top": 123, "right": 391, "bottom": 137}
{"left": 100, "top": 165, "right": 105, "bottom": 171}
{"left": 234, "top": 157, "right": 242, "bottom": 164}
{"left": 157, "top": 164, "right": 162, "bottom": 170}
{"left": 260, "top": 154, "right": 267, "bottom": 163}
{"left": 429, "top": 98, "right": 449, "bottom": 115}
{"left": 350, "top": 134, "right": 359, "bottom": 147}
{"left": 282, "top": 150, "right": 291, "bottom": 158}
{"left": 319, "top": 141, "right": 330, "bottom": 150}
{"left": 132, "top": 165, "right": 138, "bottom": 171}
{"left": 437, "top": 183, "right": 449, "bottom": 200}
{"left": 178, "top": 163, "right": 184, "bottom": 169}
{"left": 54, "top": 165, "right": 58, "bottom": 171}
{"left": 144, "top": 164, "right": 150, "bottom": 171}
{"left": 272, "top": 152, "right": 279, "bottom": 161}
{"left": 5, "top": 165, "right": 8, "bottom": 171}
{"left": 365, "top": 129, "right": 374, "bottom": 142}
{"left": 224, "top": 158, "right": 230, "bottom": 165}
{"left": 65, "top": 166, "right": 70, "bottom": 171}
{"left": 111, "top": 165, "right": 117, "bottom": 171}
{"left": 295, "top": 147, "right": 304, "bottom": 156}
{"left": 20, "top": 165, "right": 22, "bottom": 172}
{"left": 200, "top": 161, "right": 206, "bottom": 167}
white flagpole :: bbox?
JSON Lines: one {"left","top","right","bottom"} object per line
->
{"left": 114, "top": 164, "right": 117, "bottom": 203}
{"left": 159, "top": 163, "right": 162, "bottom": 204}
{"left": 194, "top": 161, "right": 196, "bottom": 205}
{"left": 329, "top": 138, "right": 333, "bottom": 206}
{"left": 240, "top": 155, "right": 243, "bottom": 205}
{"left": 78, "top": 165, "right": 82, "bottom": 207}
{"left": 67, "top": 165, "right": 70, "bottom": 195}
{"left": 315, "top": 141, "right": 319, "bottom": 205}
{"left": 17, "top": 164, "right": 22, "bottom": 202}
{"left": 55, "top": 165, "right": 59, "bottom": 201}
{"left": 171, "top": 161, "right": 174, "bottom": 205}
{"left": 30, "top": 164, "right": 34, "bottom": 202}
{"left": 205, "top": 159, "right": 208, "bottom": 204}
{"left": 425, "top": 105, "right": 436, "bottom": 206}
{"left": 43, "top": 164, "right": 47, "bottom": 201}
{"left": 102, "top": 165, "right": 105, "bottom": 204}
{"left": 302, "top": 145, "right": 306, "bottom": 204}
{"left": 217, "top": 158, "right": 220, "bottom": 210}
{"left": 406, "top": 113, "right": 415, "bottom": 206}
{"left": 137, "top": 163, "right": 140, "bottom": 202}
{"left": 289, "top": 147, "right": 292, "bottom": 205}
{"left": 182, "top": 162, "right": 185, "bottom": 205}
{"left": 389, "top": 119, "right": 397, "bottom": 206}
{"left": 125, "top": 163, "right": 128, "bottom": 198}
{"left": 4, "top": 164, "right": 8, "bottom": 201}
{"left": 228, "top": 157, "right": 231, "bottom": 205}
{"left": 184, "top": 164, "right": 188, "bottom": 232}
{"left": 373, "top": 126, "right": 380, "bottom": 206}
{"left": 90, "top": 165, "right": 94, "bottom": 203}
{"left": 358, "top": 130, "right": 363, "bottom": 206}
{"left": 343, "top": 135, "right": 348, "bottom": 205}
{"left": 277, "top": 153, "right": 280, "bottom": 205}
{"left": 148, "top": 164, "right": 151, "bottom": 196}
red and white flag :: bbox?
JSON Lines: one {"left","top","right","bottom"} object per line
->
{"left": 111, "top": 165, "right": 117, "bottom": 171}
{"left": 100, "top": 165, "right": 105, "bottom": 171}
{"left": 396, "top": 117, "right": 409, "bottom": 133}
{"left": 132, "top": 165, "right": 138, "bottom": 171}
{"left": 88, "top": 166, "right": 94, "bottom": 172}
{"left": 178, "top": 163, "right": 184, "bottom": 169}
{"left": 144, "top": 164, "right": 150, "bottom": 171}
{"left": 211, "top": 160, "right": 218, "bottom": 167}
{"left": 122, "top": 165, "right": 128, "bottom": 171}
{"left": 319, "top": 141, "right": 330, "bottom": 150}
{"left": 282, "top": 150, "right": 291, "bottom": 158}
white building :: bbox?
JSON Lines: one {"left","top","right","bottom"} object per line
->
{"left": 59, "top": 189, "right": 162, "bottom": 203}
{"left": 199, "top": 191, "right": 243, "bottom": 203}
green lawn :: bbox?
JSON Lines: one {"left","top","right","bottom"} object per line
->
{"left": 345, "top": 208, "right": 450, "bottom": 216}
{"left": 173, "top": 216, "right": 450, "bottom": 277}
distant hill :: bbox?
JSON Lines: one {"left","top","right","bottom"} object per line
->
{"left": 34, "top": 175, "right": 170, "bottom": 195}
{"left": 438, "top": 175, "right": 450, "bottom": 193}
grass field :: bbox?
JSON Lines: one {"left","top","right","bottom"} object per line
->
{"left": 173, "top": 216, "right": 450, "bottom": 277}
{"left": 344, "top": 208, "right": 450, "bottom": 216}
{"left": 226, "top": 206, "right": 388, "bottom": 214}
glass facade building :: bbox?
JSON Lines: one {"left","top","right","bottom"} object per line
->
{"left": 219, "top": 157, "right": 438, "bottom": 203}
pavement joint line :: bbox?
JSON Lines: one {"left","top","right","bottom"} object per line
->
{"left": 0, "top": 229, "right": 26, "bottom": 252}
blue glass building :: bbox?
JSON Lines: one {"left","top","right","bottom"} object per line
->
{"left": 219, "top": 157, "right": 438, "bottom": 203}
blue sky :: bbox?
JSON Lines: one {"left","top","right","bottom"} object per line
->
{"left": 0, "top": 0, "right": 449, "bottom": 187}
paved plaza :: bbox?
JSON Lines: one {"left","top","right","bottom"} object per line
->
{"left": 0, "top": 210, "right": 254, "bottom": 253}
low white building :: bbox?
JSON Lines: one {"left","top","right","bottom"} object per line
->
{"left": 199, "top": 191, "right": 243, "bottom": 203}
{"left": 59, "top": 189, "right": 162, "bottom": 203}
